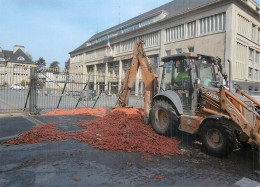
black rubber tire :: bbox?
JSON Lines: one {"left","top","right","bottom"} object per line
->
{"left": 151, "top": 100, "right": 179, "bottom": 136}
{"left": 200, "top": 120, "right": 236, "bottom": 157}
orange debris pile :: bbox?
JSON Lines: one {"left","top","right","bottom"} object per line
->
{"left": 43, "top": 107, "right": 107, "bottom": 117}
{"left": 7, "top": 108, "right": 184, "bottom": 156}
{"left": 153, "top": 175, "right": 165, "bottom": 179}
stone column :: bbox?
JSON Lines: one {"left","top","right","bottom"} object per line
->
{"left": 109, "top": 82, "right": 112, "bottom": 95}
{"left": 118, "top": 60, "right": 122, "bottom": 92}
{"left": 105, "top": 62, "right": 108, "bottom": 91}
{"left": 83, "top": 64, "right": 87, "bottom": 84}
{"left": 140, "top": 81, "right": 144, "bottom": 95}
{"left": 97, "top": 82, "right": 100, "bottom": 94}
{"left": 94, "top": 64, "right": 97, "bottom": 91}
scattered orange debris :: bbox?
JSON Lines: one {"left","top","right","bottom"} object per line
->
{"left": 7, "top": 108, "right": 185, "bottom": 156}
{"left": 191, "top": 158, "right": 199, "bottom": 163}
{"left": 43, "top": 107, "right": 107, "bottom": 117}
{"left": 164, "top": 155, "right": 170, "bottom": 159}
{"left": 74, "top": 178, "right": 81, "bottom": 182}
{"left": 144, "top": 155, "right": 153, "bottom": 162}
{"left": 153, "top": 175, "right": 164, "bottom": 179}
{"left": 126, "top": 162, "right": 133, "bottom": 167}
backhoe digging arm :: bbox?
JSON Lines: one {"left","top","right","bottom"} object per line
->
{"left": 117, "top": 40, "right": 158, "bottom": 124}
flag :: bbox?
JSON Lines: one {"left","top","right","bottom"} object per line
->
{"left": 107, "top": 37, "right": 111, "bottom": 50}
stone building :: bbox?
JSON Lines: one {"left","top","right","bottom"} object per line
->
{"left": 0, "top": 45, "right": 34, "bottom": 85}
{"left": 69, "top": 0, "right": 260, "bottom": 94}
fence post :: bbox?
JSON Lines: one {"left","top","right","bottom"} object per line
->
{"left": 23, "top": 88, "right": 31, "bottom": 111}
{"left": 92, "top": 92, "right": 102, "bottom": 109}
{"left": 57, "top": 82, "right": 67, "bottom": 108}
{"left": 29, "top": 67, "right": 38, "bottom": 114}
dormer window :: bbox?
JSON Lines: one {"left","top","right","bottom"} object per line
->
{"left": 0, "top": 58, "right": 5, "bottom": 61}
{"left": 17, "top": 56, "right": 25, "bottom": 61}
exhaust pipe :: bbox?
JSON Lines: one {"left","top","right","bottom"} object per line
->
{"left": 228, "top": 60, "right": 231, "bottom": 92}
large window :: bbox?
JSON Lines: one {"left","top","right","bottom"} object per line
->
{"left": 89, "top": 12, "right": 165, "bottom": 46}
{"left": 252, "top": 24, "right": 256, "bottom": 40}
{"left": 122, "top": 60, "right": 131, "bottom": 77}
{"left": 248, "top": 67, "right": 253, "bottom": 78}
{"left": 249, "top": 48, "right": 254, "bottom": 61}
{"left": 254, "top": 69, "right": 258, "bottom": 79}
{"left": 238, "top": 14, "right": 250, "bottom": 37}
{"left": 256, "top": 51, "right": 259, "bottom": 64}
{"left": 166, "top": 24, "right": 185, "bottom": 42}
{"left": 188, "top": 47, "right": 194, "bottom": 52}
{"left": 97, "top": 64, "right": 105, "bottom": 74}
{"left": 258, "top": 28, "right": 260, "bottom": 43}
{"left": 199, "top": 13, "right": 226, "bottom": 35}
{"left": 187, "top": 21, "right": 196, "bottom": 37}
{"left": 139, "top": 31, "right": 159, "bottom": 47}
{"left": 87, "top": 65, "right": 94, "bottom": 74}
{"left": 166, "top": 50, "right": 171, "bottom": 56}
{"left": 148, "top": 55, "right": 159, "bottom": 74}
{"left": 108, "top": 62, "right": 119, "bottom": 76}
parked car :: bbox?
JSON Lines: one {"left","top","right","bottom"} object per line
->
{"left": 10, "top": 84, "right": 25, "bottom": 90}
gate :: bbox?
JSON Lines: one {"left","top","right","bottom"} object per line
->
{"left": 31, "top": 68, "right": 120, "bottom": 114}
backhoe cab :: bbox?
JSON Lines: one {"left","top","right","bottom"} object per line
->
{"left": 151, "top": 53, "right": 260, "bottom": 157}
{"left": 159, "top": 53, "right": 219, "bottom": 114}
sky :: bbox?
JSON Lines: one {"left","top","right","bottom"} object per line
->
{"left": 1, "top": 0, "right": 259, "bottom": 69}
{"left": 0, "top": 0, "right": 172, "bottom": 69}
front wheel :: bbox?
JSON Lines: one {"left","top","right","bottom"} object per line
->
{"left": 151, "top": 100, "right": 179, "bottom": 136}
{"left": 200, "top": 120, "right": 236, "bottom": 157}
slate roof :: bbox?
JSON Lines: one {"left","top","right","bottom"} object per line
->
{"left": 0, "top": 48, "right": 33, "bottom": 64}
{"left": 71, "top": 0, "right": 222, "bottom": 53}
{"left": 0, "top": 52, "right": 4, "bottom": 58}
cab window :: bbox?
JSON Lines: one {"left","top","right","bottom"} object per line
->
{"left": 198, "top": 60, "right": 215, "bottom": 87}
{"left": 161, "top": 58, "right": 190, "bottom": 90}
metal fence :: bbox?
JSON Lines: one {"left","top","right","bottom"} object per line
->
{"left": 0, "top": 66, "right": 30, "bottom": 113}
{"left": 0, "top": 67, "right": 144, "bottom": 114}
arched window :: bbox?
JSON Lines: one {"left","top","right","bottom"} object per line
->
{"left": 17, "top": 56, "right": 25, "bottom": 61}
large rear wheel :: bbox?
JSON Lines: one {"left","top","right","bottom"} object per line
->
{"left": 200, "top": 120, "right": 236, "bottom": 157}
{"left": 151, "top": 100, "right": 179, "bottom": 136}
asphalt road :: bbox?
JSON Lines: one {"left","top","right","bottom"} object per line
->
{"left": 0, "top": 115, "right": 259, "bottom": 186}
{"left": 0, "top": 116, "right": 37, "bottom": 141}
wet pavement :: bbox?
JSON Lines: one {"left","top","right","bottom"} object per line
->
{"left": 0, "top": 116, "right": 37, "bottom": 141}
{"left": 0, "top": 115, "right": 259, "bottom": 186}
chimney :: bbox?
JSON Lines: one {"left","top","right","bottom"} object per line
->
{"left": 13, "top": 45, "right": 25, "bottom": 53}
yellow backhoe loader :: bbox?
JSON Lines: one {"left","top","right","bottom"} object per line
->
{"left": 118, "top": 40, "right": 260, "bottom": 157}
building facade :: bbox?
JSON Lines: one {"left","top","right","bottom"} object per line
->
{"left": 69, "top": 0, "right": 260, "bottom": 95}
{"left": 0, "top": 45, "right": 34, "bottom": 86}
